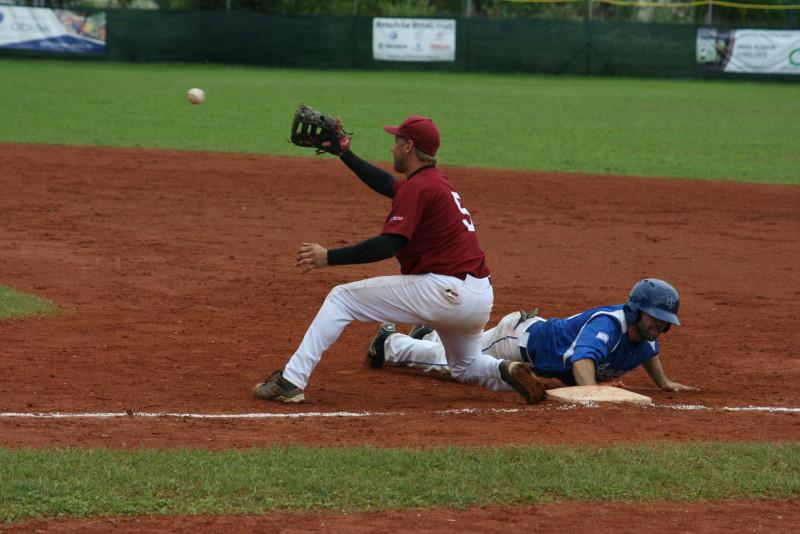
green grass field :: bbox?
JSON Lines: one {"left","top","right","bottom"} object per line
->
{"left": 2, "top": 444, "right": 799, "bottom": 522}
{"left": 1, "top": 58, "right": 797, "bottom": 524}
{"left": 0, "top": 287, "right": 58, "bottom": 320}
{"left": 1, "top": 58, "right": 798, "bottom": 184}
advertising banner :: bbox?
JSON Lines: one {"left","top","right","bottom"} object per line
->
{"left": 373, "top": 17, "right": 456, "bottom": 62}
{"left": 0, "top": 6, "right": 105, "bottom": 54}
{"left": 697, "top": 28, "right": 800, "bottom": 75}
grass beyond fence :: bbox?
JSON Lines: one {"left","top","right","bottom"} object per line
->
{"left": 0, "top": 59, "right": 797, "bottom": 184}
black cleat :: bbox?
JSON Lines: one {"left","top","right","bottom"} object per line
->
{"left": 366, "top": 323, "right": 396, "bottom": 369}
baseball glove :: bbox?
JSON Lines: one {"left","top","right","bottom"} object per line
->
{"left": 290, "top": 103, "right": 352, "bottom": 156}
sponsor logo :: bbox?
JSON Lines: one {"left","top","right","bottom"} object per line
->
{"left": 790, "top": 48, "right": 800, "bottom": 66}
{"left": 389, "top": 216, "right": 404, "bottom": 222}
{"left": 10, "top": 21, "right": 51, "bottom": 32}
{"left": 374, "top": 21, "right": 412, "bottom": 29}
{"left": 596, "top": 332, "right": 610, "bottom": 344}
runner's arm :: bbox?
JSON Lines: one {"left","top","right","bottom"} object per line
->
{"left": 571, "top": 358, "right": 598, "bottom": 386}
{"left": 642, "top": 356, "right": 699, "bottom": 391}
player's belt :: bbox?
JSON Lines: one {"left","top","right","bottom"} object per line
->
{"left": 452, "top": 272, "right": 483, "bottom": 281}
{"left": 517, "top": 348, "right": 550, "bottom": 378}
{"left": 518, "top": 320, "right": 542, "bottom": 365}
{"left": 458, "top": 273, "right": 492, "bottom": 291}
{"left": 518, "top": 346, "right": 533, "bottom": 365}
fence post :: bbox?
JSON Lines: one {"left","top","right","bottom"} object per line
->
{"left": 587, "top": 0, "right": 593, "bottom": 74}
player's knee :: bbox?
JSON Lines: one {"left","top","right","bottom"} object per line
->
{"left": 327, "top": 284, "right": 345, "bottom": 297}
{"left": 324, "top": 283, "right": 351, "bottom": 304}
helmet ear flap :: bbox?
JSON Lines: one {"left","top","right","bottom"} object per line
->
{"left": 623, "top": 304, "right": 638, "bottom": 324}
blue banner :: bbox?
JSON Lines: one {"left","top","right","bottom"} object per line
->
{"left": 0, "top": 7, "right": 105, "bottom": 54}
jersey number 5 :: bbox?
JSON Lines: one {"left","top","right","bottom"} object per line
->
{"left": 451, "top": 192, "right": 475, "bottom": 232}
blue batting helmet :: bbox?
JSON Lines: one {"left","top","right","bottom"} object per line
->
{"left": 624, "top": 279, "right": 681, "bottom": 332}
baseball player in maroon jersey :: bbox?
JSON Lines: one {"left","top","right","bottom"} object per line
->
{"left": 254, "top": 115, "right": 544, "bottom": 404}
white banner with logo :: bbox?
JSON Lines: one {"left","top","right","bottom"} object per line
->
{"left": 697, "top": 28, "right": 800, "bottom": 75}
{"left": 373, "top": 17, "right": 456, "bottom": 62}
{"left": 0, "top": 6, "right": 105, "bottom": 54}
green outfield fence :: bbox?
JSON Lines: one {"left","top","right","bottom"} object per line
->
{"left": 2, "top": 7, "right": 798, "bottom": 78}
{"left": 103, "top": 13, "right": 697, "bottom": 76}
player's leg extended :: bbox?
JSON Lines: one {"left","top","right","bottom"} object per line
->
{"left": 283, "top": 274, "right": 469, "bottom": 389}
{"left": 384, "top": 334, "right": 450, "bottom": 373}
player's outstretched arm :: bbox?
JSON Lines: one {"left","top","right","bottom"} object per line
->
{"left": 642, "top": 356, "right": 699, "bottom": 392}
{"left": 340, "top": 151, "right": 397, "bottom": 198}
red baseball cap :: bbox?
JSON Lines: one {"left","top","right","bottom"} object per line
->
{"left": 383, "top": 115, "right": 440, "bottom": 156}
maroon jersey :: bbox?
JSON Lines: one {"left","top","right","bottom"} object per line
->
{"left": 382, "top": 166, "right": 490, "bottom": 279}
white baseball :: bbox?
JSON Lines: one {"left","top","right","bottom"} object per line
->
{"left": 187, "top": 88, "right": 205, "bottom": 105}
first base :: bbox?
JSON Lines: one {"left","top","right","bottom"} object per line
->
{"left": 546, "top": 385, "right": 653, "bottom": 405}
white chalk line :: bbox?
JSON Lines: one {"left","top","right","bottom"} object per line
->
{"left": 0, "top": 404, "right": 798, "bottom": 419}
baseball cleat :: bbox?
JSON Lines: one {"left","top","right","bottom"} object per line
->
{"left": 499, "top": 360, "right": 546, "bottom": 404}
{"left": 408, "top": 324, "right": 434, "bottom": 340}
{"left": 253, "top": 370, "right": 305, "bottom": 403}
{"left": 366, "top": 322, "right": 396, "bottom": 369}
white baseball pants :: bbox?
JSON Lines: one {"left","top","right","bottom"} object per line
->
{"left": 283, "top": 273, "right": 498, "bottom": 390}
{"left": 384, "top": 310, "right": 545, "bottom": 392}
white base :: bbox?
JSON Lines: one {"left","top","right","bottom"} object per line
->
{"left": 546, "top": 385, "right": 653, "bottom": 405}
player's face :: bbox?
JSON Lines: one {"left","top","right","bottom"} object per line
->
{"left": 391, "top": 136, "right": 410, "bottom": 173}
{"left": 636, "top": 312, "right": 668, "bottom": 341}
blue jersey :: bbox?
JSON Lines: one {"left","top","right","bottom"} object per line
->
{"left": 521, "top": 304, "right": 658, "bottom": 386}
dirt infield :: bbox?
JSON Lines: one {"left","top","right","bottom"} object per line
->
{"left": 1, "top": 143, "right": 798, "bottom": 531}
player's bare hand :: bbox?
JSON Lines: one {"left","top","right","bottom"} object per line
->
{"left": 660, "top": 380, "right": 699, "bottom": 392}
{"left": 295, "top": 243, "right": 328, "bottom": 273}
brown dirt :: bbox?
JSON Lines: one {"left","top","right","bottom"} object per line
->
{"left": 1, "top": 143, "right": 798, "bottom": 532}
